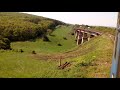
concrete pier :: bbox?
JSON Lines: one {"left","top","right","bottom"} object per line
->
{"left": 74, "top": 29, "right": 101, "bottom": 45}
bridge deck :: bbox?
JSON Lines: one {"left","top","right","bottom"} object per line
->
{"left": 76, "top": 28, "right": 102, "bottom": 35}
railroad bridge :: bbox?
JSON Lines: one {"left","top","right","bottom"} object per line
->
{"left": 74, "top": 28, "right": 102, "bottom": 45}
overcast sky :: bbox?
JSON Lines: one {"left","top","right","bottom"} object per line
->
{"left": 22, "top": 12, "right": 118, "bottom": 27}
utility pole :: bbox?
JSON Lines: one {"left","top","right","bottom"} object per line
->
{"left": 110, "top": 12, "right": 120, "bottom": 78}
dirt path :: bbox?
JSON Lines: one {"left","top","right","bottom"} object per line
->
{"left": 31, "top": 50, "right": 81, "bottom": 61}
{"left": 31, "top": 41, "right": 95, "bottom": 61}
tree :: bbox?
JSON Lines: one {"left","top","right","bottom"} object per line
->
{"left": 0, "top": 12, "right": 66, "bottom": 42}
{"left": 0, "top": 37, "right": 11, "bottom": 50}
{"left": 47, "top": 29, "right": 53, "bottom": 35}
{"left": 42, "top": 35, "right": 50, "bottom": 42}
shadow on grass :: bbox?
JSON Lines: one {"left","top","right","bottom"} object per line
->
{"left": 50, "top": 34, "right": 56, "bottom": 37}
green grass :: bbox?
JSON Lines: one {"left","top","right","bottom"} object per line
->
{"left": 63, "top": 34, "right": 114, "bottom": 78}
{"left": 11, "top": 25, "right": 77, "bottom": 54}
{"left": 0, "top": 25, "right": 115, "bottom": 78}
{"left": 91, "top": 26, "right": 116, "bottom": 35}
{"left": 0, "top": 50, "right": 60, "bottom": 78}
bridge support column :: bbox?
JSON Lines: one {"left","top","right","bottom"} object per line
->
{"left": 83, "top": 32, "right": 88, "bottom": 43}
{"left": 77, "top": 38, "right": 79, "bottom": 45}
{"left": 74, "top": 29, "right": 101, "bottom": 45}
{"left": 77, "top": 38, "right": 83, "bottom": 45}
{"left": 81, "top": 37, "right": 83, "bottom": 44}
{"left": 75, "top": 32, "right": 78, "bottom": 39}
{"left": 87, "top": 33, "right": 91, "bottom": 41}
{"left": 88, "top": 37, "right": 90, "bottom": 41}
{"left": 77, "top": 32, "right": 84, "bottom": 45}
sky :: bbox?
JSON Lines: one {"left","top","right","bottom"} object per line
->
{"left": 22, "top": 12, "right": 118, "bottom": 27}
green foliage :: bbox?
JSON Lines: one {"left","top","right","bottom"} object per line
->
{"left": 32, "top": 50, "right": 36, "bottom": 54}
{"left": 0, "top": 36, "right": 11, "bottom": 50}
{"left": 47, "top": 29, "right": 53, "bottom": 35}
{"left": 0, "top": 34, "right": 114, "bottom": 78}
{"left": 71, "top": 33, "right": 74, "bottom": 35}
{"left": 19, "top": 49, "right": 24, "bottom": 53}
{"left": 0, "top": 24, "right": 115, "bottom": 78}
{"left": 63, "top": 37, "right": 67, "bottom": 40}
{"left": 0, "top": 12, "right": 66, "bottom": 41}
{"left": 57, "top": 43, "right": 62, "bottom": 46}
{"left": 0, "top": 12, "right": 115, "bottom": 78}
{"left": 11, "top": 25, "right": 76, "bottom": 53}
{"left": 90, "top": 26, "right": 116, "bottom": 35}
{"left": 42, "top": 35, "right": 50, "bottom": 42}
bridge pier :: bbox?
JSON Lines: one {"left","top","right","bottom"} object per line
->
{"left": 88, "top": 37, "right": 90, "bottom": 41}
{"left": 87, "top": 33, "right": 91, "bottom": 41}
{"left": 75, "top": 31, "right": 78, "bottom": 39}
{"left": 77, "top": 31, "right": 83, "bottom": 45}
{"left": 74, "top": 29, "right": 101, "bottom": 45}
{"left": 83, "top": 32, "right": 89, "bottom": 43}
{"left": 77, "top": 38, "right": 83, "bottom": 45}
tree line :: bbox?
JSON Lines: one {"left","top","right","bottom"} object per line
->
{"left": 0, "top": 12, "right": 66, "bottom": 49}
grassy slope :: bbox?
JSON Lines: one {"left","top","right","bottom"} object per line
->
{"left": 0, "top": 25, "right": 115, "bottom": 78}
{"left": 11, "top": 25, "right": 77, "bottom": 53}
{"left": 63, "top": 34, "right": 114, "bottom": 78}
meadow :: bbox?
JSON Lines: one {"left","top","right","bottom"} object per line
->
{"left": 0, "top": 25, "right": 115, "bottom": 78}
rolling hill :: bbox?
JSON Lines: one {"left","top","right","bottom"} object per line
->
{"left": 0, "top": 12, "right": 116, "bottom": 78}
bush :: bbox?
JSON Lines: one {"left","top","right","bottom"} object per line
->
{"left": 20, "top": 49, "right": 23, "bottom": 52}
{"left": 63, "top": 37, "right": 67, "bottom": 40}
{"left": 0, "top": 37, "right": 11, "bottom": 50}
{"left": 71, "top": 33, "right": 74, "bottom": 35}
{"left": 32, "top": 50, "right": 36, "bottom": 54}
{"left": 57, "top": 43, "right": 62, "bottom": 46}
{"left": 0, "top": 12, "right": 66, "bottom": 42}
{"left": 47, "top": 29, "right": 53, "bottom": 35}
{"left": 9, "top": 48, "right": 12, "bottom": 50}
{"left": 0, "top": 40, "right": 7, "bottom": 49}
{"left": 42, "top": 35, "right": 50, "bottom": 42}
{"left": 79, "top": 62, "right": 91, "bottom": 66}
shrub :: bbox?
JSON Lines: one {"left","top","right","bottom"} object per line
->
{"left": 71, "top": 33, "right": 74, "bottom": 35}
{"left": 0, "top": 37, "right": 11, "bottom": 50}
{"left": 79, "top": 62, "right": 91, "bottom": 66}
{"left": 32, "top": 50, "right": 36, "bottom": 54}
{"left": 42, "top": 35, "right": 50, "bottom": 42}
{"left": 57, "top": 43, "right": 62, "bottom": 46}
{"left": 9, "top": 48, "right": 12, "bottom": 50}
{"left": 47, "top": 29, "right": 53, "bottom": 35}
{"left": 63, "top": 37, "right": 67, "bottom": 40}
{"left": 20, "top": 49, "right": 24, "bottom": 53}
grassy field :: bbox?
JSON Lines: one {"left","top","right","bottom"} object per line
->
{"left": 0, "top": 25, "right": 115, "bottom": 78}
{"left": 11, "top": 25, "right": 77, "bottom": 54}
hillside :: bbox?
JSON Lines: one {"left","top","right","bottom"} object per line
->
{"left": 0, "top": 12, "right": 116, "bottom": 78}
{"left": 0, "top": 12, "right": 65, "bottom": 42}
